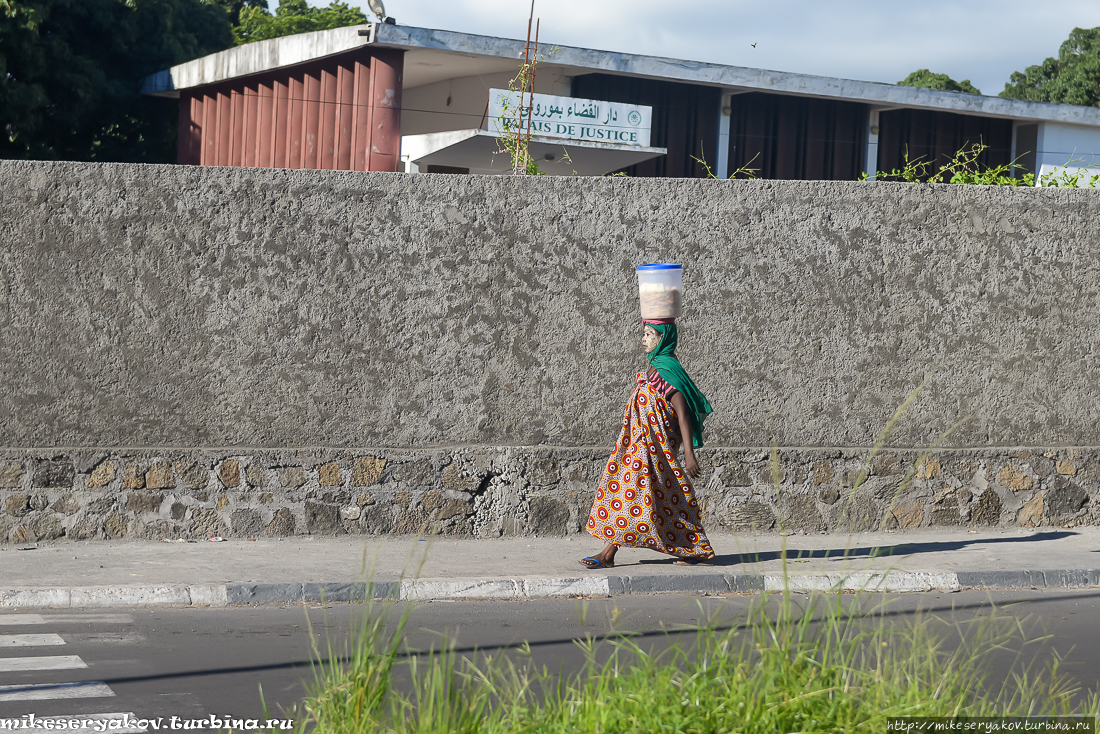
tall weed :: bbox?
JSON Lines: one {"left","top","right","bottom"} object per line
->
{"left": 289, "top": 585, "right": 1092, "bottom": 732}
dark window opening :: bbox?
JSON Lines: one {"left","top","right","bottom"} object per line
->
{"left": 424, "top": 164, "right": 469, "bottom": 174}
{"left": 876, "top": 109, "right": 1013, "bottom": 179}
{"left": 570, "top": 74, "right": 720, "bottom": 178}
{"left": 726, "top": 92, "right": 868, "bottom": 181}
{"left": 1014, "top": 123, "right": 1038, "bottom": 179}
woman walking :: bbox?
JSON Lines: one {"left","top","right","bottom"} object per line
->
{"left": 580, "top": 318, "right": 715, "bottom": 568}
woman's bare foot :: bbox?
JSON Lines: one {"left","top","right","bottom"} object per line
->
{"left": 674, "top": 553, "right": 715, "bottom": 566}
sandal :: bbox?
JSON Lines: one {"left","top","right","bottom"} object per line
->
{"left": 579, "top": 556, "right": 614, "bottom": 569}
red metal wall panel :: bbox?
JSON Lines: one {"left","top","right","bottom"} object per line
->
{"left": 272, "top": 80, "right": 288, "bottom": 167}
{"left": 201, "top": 90, "right": 216, "bottom": 165}
{"left": 178, "top": 92, "right": 201, "bottom": 165}
{"left": 215, "top": 89, "right": 231, "bottom": 166}
{"left": 352, "top": 57, "right": 371, "bottom": 172}
{"left": 258, "top": 81, "right": 274, "bottom": 168}
{"left": 229, "top": 89, "right": 243, "bottom": 166}
{"left": 320, "top": 68, "right": 337, "bottom": 170}
{"left": 242, "top": 84, "right": 258, "bottom": 167}
{"left": 287, "top": 75, "right": 304, "bottom": 169}
{"left": 335, "top": 63, "right": 354, "bottom": 170}
{"left": 365, "top": 49, "right": 403, "bottom": 172}
{"left": 303, "top": 70, "right": 320, "bottom": 169}
{"left": 207, "top": 91, "right": 217, "bottom": 165}
{"left": 177, "top": 49, "right": 404, "bottom": 172}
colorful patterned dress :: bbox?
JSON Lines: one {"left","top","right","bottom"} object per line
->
{"left": 586, "top": 371, "right": 714, "bottom": 558}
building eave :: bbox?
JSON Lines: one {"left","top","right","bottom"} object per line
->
{"left": 373, "top": 25, "right": 1100, "bottom": 127}
{"left": 140, "top": 24, "right": 373, "bottom": 97}
{"left": 142, "top": 22, "right": 1100, "bottom": 128}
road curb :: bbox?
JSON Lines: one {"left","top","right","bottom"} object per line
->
{"left": 2, "top": 569, "right": 1099, "bottom": 608}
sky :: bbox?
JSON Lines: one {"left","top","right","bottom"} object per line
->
{"left": 324, "top": 0, "right": 1100, "bottom": 96}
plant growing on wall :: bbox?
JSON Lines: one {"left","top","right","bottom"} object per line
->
{"left": 1038, "top": 160, "right": 1100, "bottom": 188}
{"left": 863, "top": 141, "right": 1098, "bottom": 187}
{"left": 862, "top": 142, "right": 1034, "bottom": 185}
{"left": 494, "top": 2, "right": 544, "bottom": 176}
{"left": 691, "top": 143, "right": 761, "bottom": 180}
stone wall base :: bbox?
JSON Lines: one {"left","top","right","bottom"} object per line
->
{"left": 0, "top": 447, "right": 1096, "bottom": 544}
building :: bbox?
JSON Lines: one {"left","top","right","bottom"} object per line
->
{"left": 141, "top": 22, "right": 1100, "bottom": 182}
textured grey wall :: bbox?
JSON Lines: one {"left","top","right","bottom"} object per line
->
{"left": 2, "top": 160, "right": 1099, "bottom": 451}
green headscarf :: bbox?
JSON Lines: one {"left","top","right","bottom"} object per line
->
{"left": 646, "top": 323, "right": 713, "bottom": 448}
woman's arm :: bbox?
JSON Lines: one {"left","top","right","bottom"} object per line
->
{"left": 670, "top": 392, "right": 700, "bottom": 478}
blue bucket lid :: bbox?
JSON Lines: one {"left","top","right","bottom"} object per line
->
{"left": 636, "top": 263, "right": 682, "bottom": 270}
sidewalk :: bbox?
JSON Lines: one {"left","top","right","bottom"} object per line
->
{"left": 2, "top": 527, "right": 1098, "bottom": 608}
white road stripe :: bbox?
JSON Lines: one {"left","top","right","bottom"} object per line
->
{"left": 0, "top": 655, "right": 88, "bottom": 672}
{"left": 63, "top": 631, "right": 145, "bottom": 645}
{"left": 0, "top": 613, "right": 132, "bottom": 626}
{"left": 0, "top": 681, "right": 114, "bottom": 702}
{"left": 40, "top": 614, "right": 133, "bottom": 625}
{"left": 27, "top": 713, "right": 146, "bottom": 734}
{"left": 0, "top": 633, "right": 65, "bottom": 647}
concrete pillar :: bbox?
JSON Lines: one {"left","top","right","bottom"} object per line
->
{"left": 863, "top": 108, "right": 880, "bottom": 180}
{"left": 365, "top": 48, "right": 405, "bottom": 172}
{"left": 716, "top": 93, "right": 732, "bottom": 179}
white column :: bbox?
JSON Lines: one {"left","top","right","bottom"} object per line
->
{"left": 1009, "top": 121, "right": 1018, "bottom": 173}
{"left": 716, "top": 93, "right": 732, "bottom": 179}
{"left": 863, "top": 108, "right": 880, "bottom": 180}
{"left": 399, "top": 138, "right": 419, "bottom": 174}
{"left": 1034, "top": 121, "right": 1048, "bottom": 184}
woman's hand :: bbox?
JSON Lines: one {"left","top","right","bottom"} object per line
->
{"left": 685, "top": 452, "right": 701, "bottom": 479}
{"left": 670, "top": 392, "right": 701, "bottom": 479}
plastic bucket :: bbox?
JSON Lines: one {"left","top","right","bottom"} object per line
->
{"left": 637, "top": 263, "right": 683, "bottom": 319}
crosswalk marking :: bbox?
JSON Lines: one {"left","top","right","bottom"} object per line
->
{"left": 0, "top": 614, "right": 135, "bottom": 711}
{"left": 0, "top": 680, "right": 114, "bottom": 702}
{"left": 0, "top": 633, "right": 65, "bottom": 647}
{"left": 0, "top": 614, "right": 132, "bottom": 626}
{"left": 63, "top": 630, "right": 145, "bottom": 645}
{"left": 40, "top": 614, "right": 133, "bottom": 625}
{"left": 0, "top": 655, "right": 88, "bottom": 672}
{"left": 30, "top": 713, "right": 146, "bottom": 734}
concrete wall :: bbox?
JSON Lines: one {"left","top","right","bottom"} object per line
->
{"left": 1, "top": 161, "right": 1099, "bottom": 542}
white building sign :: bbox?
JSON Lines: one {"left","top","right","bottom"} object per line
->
{"left": 488, "top": 89, "right": 653, "bottom": 147}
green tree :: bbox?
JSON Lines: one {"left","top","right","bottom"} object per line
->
{"left": 898, "top": 69, "right": 981, "bottom": 95}
{"left": 1000, "top": 27, "right": 1100, "bottom": 107}
{"left": 233, "top": 0, "right": 367, "bottom": 45}
{"left": 205, "top": 0, "right": 267, "bottom": 27}
{"left": 0, "top": 0, "right": 233, "bottom": 162}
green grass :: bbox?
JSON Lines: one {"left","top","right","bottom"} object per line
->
{"left": 283, "top": 585, "right": 1093, "bottom": 733}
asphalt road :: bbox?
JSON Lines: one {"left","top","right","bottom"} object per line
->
{"left": 1, "top": 589, "right": 1098, "bottom": 726}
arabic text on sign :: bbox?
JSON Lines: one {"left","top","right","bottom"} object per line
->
{"left": 488, "top": 89, "right": 653, "bottom": 148}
